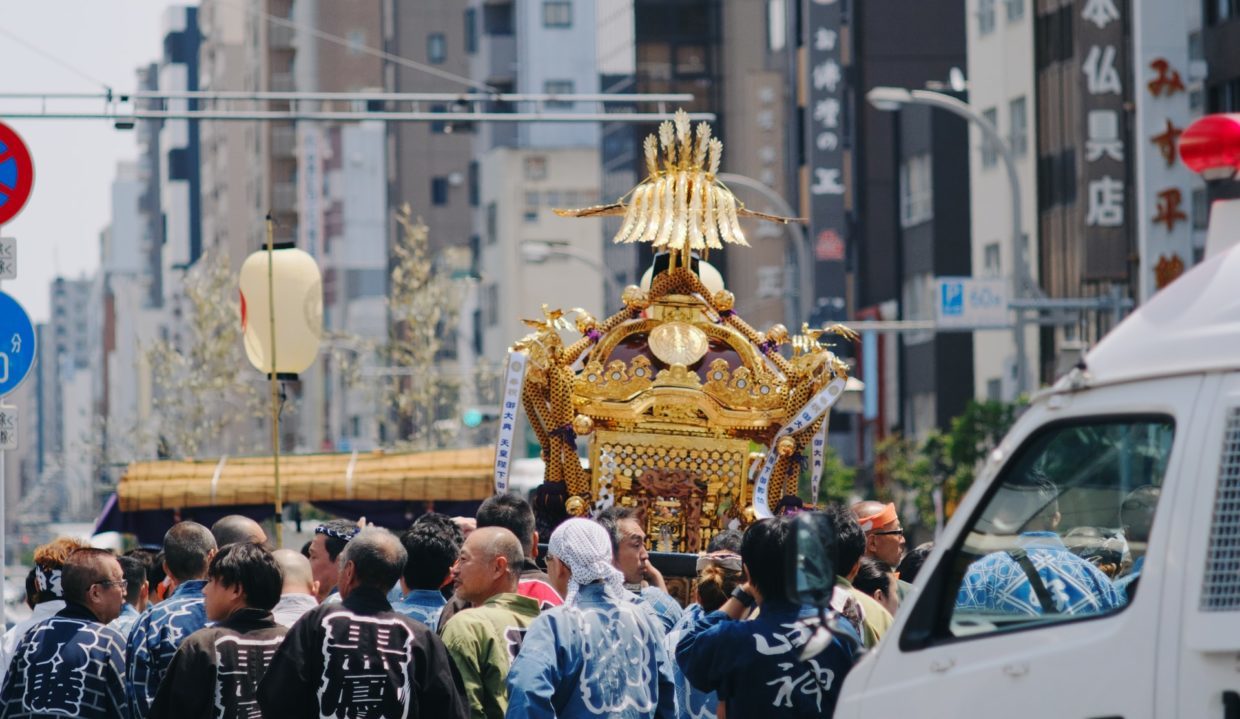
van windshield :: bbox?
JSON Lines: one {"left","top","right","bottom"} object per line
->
{"left": 946, "top": 417, "right": 1173, "bottom": 638}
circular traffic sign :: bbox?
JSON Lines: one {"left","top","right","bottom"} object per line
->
{"left": 0, "top": 123, "right": 34, "bottom": 226}
{"left": 0, "top": 292, "right": 36, "bottom": 396}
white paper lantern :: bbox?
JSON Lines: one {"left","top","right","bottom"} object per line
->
{"left": 239, "top": 245, "right": 323, "bottom": 378}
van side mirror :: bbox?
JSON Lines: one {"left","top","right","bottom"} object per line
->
{"left": 785, "top": 511, "right": 837, "bottom": 609}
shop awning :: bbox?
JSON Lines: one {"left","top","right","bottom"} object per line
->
{"left": 116, "top": 446, "right": 495, "bottom": 511}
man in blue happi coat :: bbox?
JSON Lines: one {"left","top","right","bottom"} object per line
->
{"left": 596, "top": 507, "right": 683, "bottom": 632}
{"left": 505, "top": 517, "right": 677, "bottom": 718}
{"left": 392, "top": 521, "right": 459, "bottom": 631}
{"left": 675, "top": 516, "right": 860, "bottom": 718}
{"left": 125, "top": 521, "right": 217, "bottom": 719}
{"left": 0, "top": 548, "right": 129, "bottom": 719}
{"left": 956, "top": 474, "right": 1125, "bottom": 617}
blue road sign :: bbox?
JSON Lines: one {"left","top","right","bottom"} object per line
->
{"left": 0, "top": 292, "right": 36, "bottom": 396}
{"left": 940, "top": 281, "right": 965, "bottom": 317}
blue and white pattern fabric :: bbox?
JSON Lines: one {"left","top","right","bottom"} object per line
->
{"left": 664, "top": 604, "right": 718, "bottom": 719}
{"left": 109, "top": 603, "right": 140, "bottom": 641}
{"left": 1113, "top": 556, "right": 1145, "bottom": 601}
{"left": 637, "top": 586, "right": 684, "bottom": 634}
{"left": 675, "top": 600, "right": 858, "bottom": 718}
{"left": 0, "top": 600, "right": 65, "bottom": 687}
{"left": 504, "top": 582, "right": 677, "bottom": 719}
{"left": 0, "top": 602, "right": 128, "bottom": 719}
{"left": 392, "top": 589, "right": 448, "bottom": 632}
{"left": 125, "top": 579, "right": 208, "bottom": 719}
{"left": 955, "top": 532, "right": 1126, "bottom": 616}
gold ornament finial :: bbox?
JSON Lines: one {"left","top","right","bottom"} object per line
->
{"left": 572, "top": 415, "right": 595, "bottom": 436}
{"left": 621, "top": 285, "right": 651, "bottom": 310}
{"left": 565, "top": 496, "right": 588, "bottom": 517}
{"left": 553, "top": 109, "right": 804, "bottom": 252}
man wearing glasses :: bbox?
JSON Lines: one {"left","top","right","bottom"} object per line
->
{"left": 0, "top": 548, "right": 129, "bottom": 718}
{"left": 852, "top": 501, "right": 907, "bottom": 567}
{"left": 853, "top": 501, "right": 915, "bottom": 606}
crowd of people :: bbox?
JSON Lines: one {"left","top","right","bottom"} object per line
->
{"left": 0, "top": 495, "right": 944, "bottom": 719}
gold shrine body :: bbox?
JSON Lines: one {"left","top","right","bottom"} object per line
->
{"left": 510, "top": 110, "right": 851, "bottom": 554}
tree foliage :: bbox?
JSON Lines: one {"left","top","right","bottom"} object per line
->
{"left": 145, "top": 250, "right": 271, "bottom": 459}
{"left": 875, "top": 398, "right": 1025, "bottom": 529}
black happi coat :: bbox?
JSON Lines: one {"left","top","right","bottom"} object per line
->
{"left": 0, "top": 602, "right": 127, "bottom": 719}
{"left": 148, "top": 607, "right": 287, "bottom": 719}
{"left": 256, "top": 586, "right": 468, "bottom": 719}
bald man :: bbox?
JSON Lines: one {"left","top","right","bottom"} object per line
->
{"left": 211, "top": 515, "right": 268, "bottom": 548}
{"left": 271, "top": 549, "right": 320, "bottom": 627}
{"left": 257, "top": 528, "right": 467, "bottom": 718}
{"left": 440, "top": 527, "right": 543, "bottom": 719}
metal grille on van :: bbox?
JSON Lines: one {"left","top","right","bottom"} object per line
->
{"left": 1202, "top": 408, "right": 1240, "bottom": 611}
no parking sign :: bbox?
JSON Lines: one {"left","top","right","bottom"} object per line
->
{"left": 0, "top": 123, "right": 34, "bottom": 226}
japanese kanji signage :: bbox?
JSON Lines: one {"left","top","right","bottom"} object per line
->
{"left": 0, "top": 238, "right": 14, "bottom": 280}
{"left": 0, "top": 405, "right": 15, "bottom": 451}
{"left": 1079, "top": 0, "right": 1131, "bottom": 281}
{"left": 803, "top": 0, "right": 848, "bottom": 319}
{"left": 1133, "top": 0, "right": 1196, "bottom": 299}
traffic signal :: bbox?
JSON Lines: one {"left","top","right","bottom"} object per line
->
{"left": 462, "top": 406, "right": 499, "bottom": 428}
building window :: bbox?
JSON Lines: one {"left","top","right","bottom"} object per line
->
{"left": 902, "top": 273, "right": 935, "bottom": 345}
{"left": 1009, "top": 96, "right": 1028, "bottom": 156}
{"left": 486, "top": 202, "right": 498, "bottom": 244}
{"left": 431, "top": 177, "right": 449, "bottom": 206}
{"left": 981, "top": 107, "right": 999, "bottom": 167}
{"left": 427, "top": 33, "right": 446, "bottom": 64}
{"left": 430, "top": 103, "right": 448, "bottom": 134}
{"left": 544, "top": 80, "right": 574, "bottom": 108}
{"left": 1005, "top": 0, "right": 1024, "bottom": 22}
{"left": 983, "top": 242, "right": 1001, "bottom": 277}
{"left": 1207, "top": 0, "right": 1240, "bottom": 25}
{"left": 1193, "top": 188, "right": 1210, "bottom": 230}
{"left": 468, "top": 161, "right": 479, "bottom": 208}
{"left": 978, "top": 0, "right": 996, "bottom": 34}
{"left": 484, "top": 3, "right": 514, "bottom": 35}
{"left": 543, "top": 0, "right": 572, "bottom": 28}
{"left": 347, "top": 30, "right": 365, "bottom": 55}
{"left": 524, "top": 156, "right": 547, "bottom": 180}
{"left": 676, "top": 45, "right": 709, "bottom": 75}
{"left": 524, "top": 191, "right": 540, "bottom": 222}
{"left": 899, "top": 154, "right": 934, "bottom": 228}
{"left": 464, "top": 8, "right": 477, "bottom": 53}
{"left": 767, "top": 0, "right": 786, "bottom": 52}
{"left": 485, "top": 284, "right": 499, "bottom": 327}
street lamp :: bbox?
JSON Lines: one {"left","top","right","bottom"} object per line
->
{"left": 520, "top": 240, "right": 621, "bottom": 303}
{"left": 716, "top": 172, "right": 812, "bottom": 326}
{"left": 865, "top": 86, "right": 1035, "bottom": 396}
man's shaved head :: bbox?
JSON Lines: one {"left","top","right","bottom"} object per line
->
{"left": 272, "top": 549, "right": 316, "bottom": 595}
{"left": 468, "top": 526, "right": 525, "bottom": 580}
{"left": 212, "top": 515, "right": 268, "bottom": 547}
{"left": 452, "top": 526, "right": 524, "bottom": 604}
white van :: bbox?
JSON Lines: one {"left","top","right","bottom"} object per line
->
{"left": 836, "top": 131, "right": 1240, "bottom": 717}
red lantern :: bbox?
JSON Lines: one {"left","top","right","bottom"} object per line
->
{"left": 1179, "top": 114, "right": 1240, "bottom": 180}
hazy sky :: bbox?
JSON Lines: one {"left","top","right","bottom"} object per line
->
{"left": 0, "top": 1, "right": 173, "bottom": 323}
